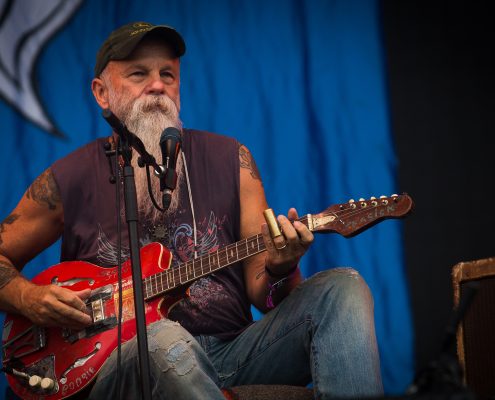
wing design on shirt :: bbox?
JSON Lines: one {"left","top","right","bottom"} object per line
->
{"left": 0, "top": 0, "right": 82, "bottom": 136}
{"left": 96, "top": 224, "right": 130, "bottom": 266}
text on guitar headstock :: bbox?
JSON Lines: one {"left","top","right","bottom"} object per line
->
{"left": 306, "top": 193, "right": 413, "bottom": 237}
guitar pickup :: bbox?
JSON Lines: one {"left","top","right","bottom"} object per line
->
{"left": 91, "top": 298, "right": 105, "bottom": 323}
{"left": 87, "top": 284, "right": 113, "bottom": 323}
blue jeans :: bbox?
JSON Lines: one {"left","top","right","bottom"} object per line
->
{"left": 89, "top": 269, "right": 383, "bottom": 399}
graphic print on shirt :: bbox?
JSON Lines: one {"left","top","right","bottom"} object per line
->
{"left": 96, "top": 224, "right": 130, "bottom": 266}
{"left": 167, "top": 211, "right": 231, "bottom": 318}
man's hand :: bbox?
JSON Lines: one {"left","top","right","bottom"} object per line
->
{"left": 262, "top": 208, "right": 314, "bottom": 276}
{"left": 17, "top": 281, "right": 92, "bottom": 330}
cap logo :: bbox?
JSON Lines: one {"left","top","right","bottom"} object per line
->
{"left": 133, "top": 22, "right": 152, "bottom": 28}
{"left": 129, "top": 22, "right": 153, "bottom": 36}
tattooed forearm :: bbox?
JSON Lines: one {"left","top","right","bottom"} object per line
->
{"left": 239, "top": 144, "right": 262, "bottom": 182}
{"left": 0, "top": 213, "right": 19, "bottom": 247}
{"left": 26, "top": 169, "right": 61, "bottom": 210}
{"left": 0, "top": 261, "right": 19, "bottom": 289}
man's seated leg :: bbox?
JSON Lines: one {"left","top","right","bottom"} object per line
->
{"left": 201, "top": 268, "right": 383, "bottom": 399}
{"left": 89, "top": 319, "right": 225, "bottom": 400}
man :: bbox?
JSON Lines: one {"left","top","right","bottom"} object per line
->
{"left": 0, "top": 22, "right": 383, "bottom": 399}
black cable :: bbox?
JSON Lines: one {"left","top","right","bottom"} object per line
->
{"left": 145, "top": 164, "right": 165, "bottom": 212}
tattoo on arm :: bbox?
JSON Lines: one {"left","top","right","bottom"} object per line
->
{"left": 239, "top": 144, "right": 262, "bottom": 182}
{"left": 0, "top": 213, "right": 19, "bottom": 247}
{"left": 0, "top": 261, "right": 19, "bottom": 289}
{"left": 26, "top": 169, "right": 61, "bottom": 210}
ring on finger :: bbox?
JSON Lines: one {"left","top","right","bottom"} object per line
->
{"left": 275, "top": 242, "right": 288, "bottom": 250}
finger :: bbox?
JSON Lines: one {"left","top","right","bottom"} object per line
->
{"left": 287, "top": 208, "right": 299, "bottom": 221}
{"left": 49, "top": 288, "right": 92, "bottom": 325}
{"left": 277, "top": 215, "right": 298, "bottom": 243}
{"left": 261, "top": 223, "right": 279, "bottom": 256}
{"left": 57, "top": 287, "right": 90, "bottom": 313}
{"left": 293, "top": 220, "right": 314, "bottom": 248}
{"left": 50, "top": 300, "right": 93, "bottom": 326}
{"left": 74, "top": 288, "right": 92, "bottom": 301}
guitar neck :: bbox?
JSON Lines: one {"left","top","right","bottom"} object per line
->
{"left": 143, "top": 215, "right": 310, "bottom": 299}
{"left": 142, "top": 193, "right": 414, "bottom": 299}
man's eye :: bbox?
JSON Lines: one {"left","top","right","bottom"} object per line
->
{"left": 131, "top": 71, "right": 145, "bottom": 77}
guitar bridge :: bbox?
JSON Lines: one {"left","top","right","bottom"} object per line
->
{"left": 2, "top": 324, "right": 46, "bottom": 363}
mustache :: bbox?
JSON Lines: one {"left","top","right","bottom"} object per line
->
{"left": 139, "top": 96, "right": 174, "bottom": 113}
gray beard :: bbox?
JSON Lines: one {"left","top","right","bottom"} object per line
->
{"left": 116, "top": 95, "right": 184, "bottom": 226}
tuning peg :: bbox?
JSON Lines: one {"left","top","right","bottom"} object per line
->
{"left": 348, "top": 199, "right": 356, "bottom": 208}
{"left": 359, "top": 198, "right": 365, "bottom": 201}
{"left": 348, "top": 199, "right": 355, "bottom": 203}
{"left": 379, "top": 195, "right": 387, "bottom": 199}
{"left": 370, "top": 196, "right": 376, "bottom": 200}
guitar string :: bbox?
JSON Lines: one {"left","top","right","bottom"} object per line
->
{"left": 144, "top": 196, "right": 406, "bottom": 298}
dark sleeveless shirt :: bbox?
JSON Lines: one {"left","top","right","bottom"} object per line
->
{"left": 51, "top": 129, "right": 253, "bottom": 340}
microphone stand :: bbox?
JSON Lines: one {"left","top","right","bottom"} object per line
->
{"left": 102, "top": 109, "right": 155, "bottom": 400}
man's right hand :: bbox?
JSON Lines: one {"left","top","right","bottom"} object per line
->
{"left": 16, "top": 279, "right": 93, "bottom": 330}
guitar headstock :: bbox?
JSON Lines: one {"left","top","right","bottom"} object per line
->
{"left": 306, "top": 193, "right": 414, "bottom": 237}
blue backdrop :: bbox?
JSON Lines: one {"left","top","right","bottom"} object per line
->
{"left": 0, "top": 0, "right": 413, "bottom": 395}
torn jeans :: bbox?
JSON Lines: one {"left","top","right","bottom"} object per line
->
{"left": 89, "top": 268, "right": 383, "bottom": 399}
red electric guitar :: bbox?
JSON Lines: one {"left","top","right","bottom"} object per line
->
{"left": 2, "top": 194, "right": 413, "bottom": 399}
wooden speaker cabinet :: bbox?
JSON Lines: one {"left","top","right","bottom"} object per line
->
{"left": 452, "top": 257, "right": 495, "bottom": 398}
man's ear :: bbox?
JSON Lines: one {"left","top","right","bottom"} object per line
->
{"left": 91, "top": 77, "right": 109, "bottom": 109}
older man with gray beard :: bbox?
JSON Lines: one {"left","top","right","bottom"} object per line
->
{"left": 0, "top": 22, "right": 383, "bottom": 399}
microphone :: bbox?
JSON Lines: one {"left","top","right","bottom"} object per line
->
{"left": 159, "top": 127, "right": 182, "bottom": 210}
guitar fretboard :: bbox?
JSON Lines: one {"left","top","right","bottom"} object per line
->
{"left": 143, "top": 215, "right": 310, "bottom": 300}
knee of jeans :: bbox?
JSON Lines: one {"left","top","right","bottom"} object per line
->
{"left": 147, "top": 319, "right": 198, "bottom": 376}
{"left": 311, "top": 268, "right": 373, "bottom": 309}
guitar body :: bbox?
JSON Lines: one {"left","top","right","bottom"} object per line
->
{"left": 2, "top": 242, "right": 181, "bottom": 400}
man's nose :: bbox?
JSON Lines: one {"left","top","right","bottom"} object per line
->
{"left": 145, "top": 74, "right": 166, "bottom": 95}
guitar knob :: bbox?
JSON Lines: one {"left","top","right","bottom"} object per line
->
{"left": 41, "top": 377, "right": 55, "bottom": 391}
{"left": 348, "top": 199, "right": 355, "bottom": 203}
{"left": 359, "top": 198, "right": 365, "bottom": 202}
{"left": 391, "top": 194, "right": 398, "bottom": 197}
{"left": 379, "top": 195, "right": 387, "bottom": 199}
{"left": 370, "top": 196, "right": 376, "bottom": 200}
{"left": 28, "top": 375, "right": 42, "bottom": 388}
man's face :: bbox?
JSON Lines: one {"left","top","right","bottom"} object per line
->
{"left": 99, "top": 37, "right": 181, "bottom": 117}
{"left": 92, "top": 38, "right": 184, "bottom": 222}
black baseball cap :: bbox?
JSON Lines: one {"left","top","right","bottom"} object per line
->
{"left": 94, "top": 22, "right": 186, "bottom": 77}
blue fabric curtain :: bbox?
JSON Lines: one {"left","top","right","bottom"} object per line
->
{"left": 0, "top": 0, "right": 412, "bottom": 394}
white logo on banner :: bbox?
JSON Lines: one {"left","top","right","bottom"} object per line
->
{"left": 0, "top": 0, "right": 82, "bottom": 136}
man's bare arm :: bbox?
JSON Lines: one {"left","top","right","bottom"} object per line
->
{"left": 238, "top": 145, "right": 312, "bottom": 312}
{"left": 0, "top": 168, "right": 91, "bottom": 328}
